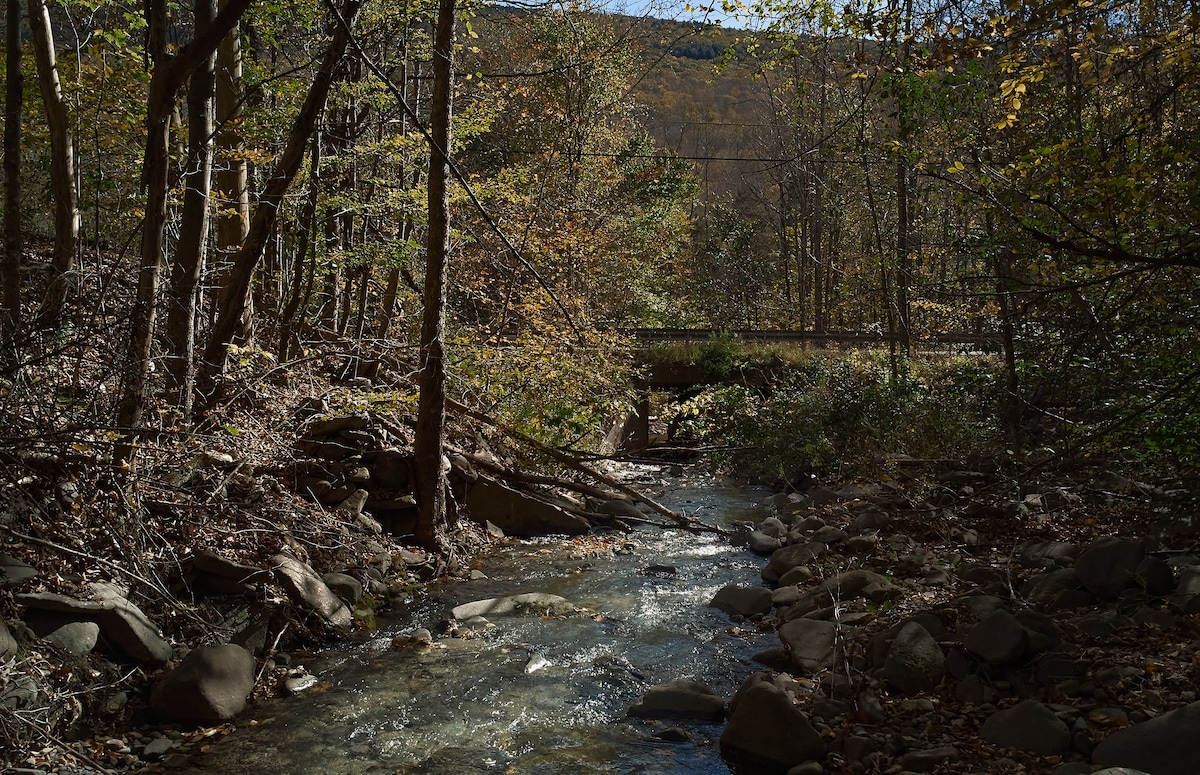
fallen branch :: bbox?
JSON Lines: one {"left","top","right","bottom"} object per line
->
{"left": 445, "top": 397, "right": 726, "bottom": 535}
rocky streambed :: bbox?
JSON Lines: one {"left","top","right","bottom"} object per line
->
{"left": 7, "top": 463, "right": 1199, "bottom": 775}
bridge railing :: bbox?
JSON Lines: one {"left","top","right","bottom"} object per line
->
{"left": 620, "top": 328, "right": 1002, "bottom": 346}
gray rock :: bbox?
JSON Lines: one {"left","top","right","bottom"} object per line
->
{"left": 747, "top": 531, "right": 782, "bottom": 554}
{"left": 1170, "top": 567, "right": 1200, "bottom": 613}
{"left": 627, "top": 679, "right": 724, "bottom": 721}
{"left": 709, "top": 585, "right": 773, "bottom": 618}
{"left": 778, "top": 566, "right": 814, "bottom": 586}
{"left": 464, "top": 477, "right": 590, "bottom": 537}
{"left": 0, "top": 618, "right": 17, "bottom": 659}
{"left": 450, "top": 593, "right": 574, "bottom": 620}
{"left": 373, "top": 449, "right": 411, "bottom": 489}
{"left": 881, "top": 621, "right": 944, "bottom": 694}
{"left": 1016, "top": 540, "right": 1078, "bottom": 568}
{"left": 305, "top": 414, "right": 369, "bottom": 437}
{"left": 1092, "top": 700, "right": 1200, "bottom": 775}
{"left": 41, "top": 621, "right": 100, "bottom": 656}
{"left": 981, "top": 700, "right": 1071, "bottom": 755}
{"left": 1023, "top": 567, "right": 1087, "bottom": 609}
{"left": 141, "top": 737, "right": 176, "bottom": 760}
{"left": 763, "top": 543, "right": 824, "bottom": 583}
{"left": 1075, "top": 537, "right": 1145, "bottom": 598}
{"left": 322, "top": 572, "right": 363, "bottom": 605}
{"left": 270, "top": 553, "right": 353, "bottom": 629}
{"left": 16, "top": 590, "right": 173, "bottom": 664}
{"left": 192, "top": 551, "right": 271, "bottom": 584}
{"left": 965, "top": 608, "right": 1028, "bottom": 665}
{"left": 150, "top": 644, "right": 255, "bottom": 722}
{"left": 779, "top": 618, "right": 842, "bottom": 672}
{"left": 810, "top": 525, "right": 847, "bottom": 545}
{"left": 1014, "top": 609, "right": 1062, "bottom": 654}
{"left": 758, "top": 516, "right": 787, "bottom": 538}
{"left": 782, "top": 569, "right": 897, "bottom": 621}
{"left": 720, "top": 678, "right": 825, "bottom": 772}
{"left": 336, "top": 489, "right": 369, "bottom": 515}
{"left": 0, "top": 554, "right": 38, "bottom": 589}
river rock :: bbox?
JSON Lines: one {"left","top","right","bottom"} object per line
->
{"left": 450, "top": 593, "right": 575, "bottom": 620}
{"left": 1134, "top": 556, "right": 1175, "bottom": 596}
{"left": 192, "top": 550, "right": 271, "bottom": 585}
{"left": 964, "top": 608, "right": 1028, "bottom": 665}
{"left": 1023, "top": 567, "right": 1088, "bottom": 610}
{"left": 0, "top": 554, "right": 38, "bottom": 589}
{"left": 780, "top": 569, "right": 897, "bottom": 620}
{"left": 980, "top": 700, "right": 1071, "bottom": 755}
{"left": 150, "top": 644, "right": 255, "bottom": 722}
{"left": 373, "top": 449, "right": 411, "bottom": 490}
{"left": 881, "top": 620, "right": 945, "bottom": 694}
{"left": 15, "top": 590, "right": 173, "bottom": 665}
{"left": 0, "top": 619, "right": 17, "bottom": 659}
{"left": 464, "top": 476, "right": 590, "bottom": 537}
{"left": 779, "top": 618, "right": 842, "bottom": 672}
{"left": 1074, "top": 537, "right": 1145, "bottom": 598}
{"left": 762, "top": 543, "right": 824, "bottom": 583}
{"left": 747, "top": 531, "right": 782, "bottom": 554}
{"left": 627, "top": 679, "right": 724, "bottom": 721}
{"left": 1091, "top": 700, "right": 1200, "bottom": 775}
{"left": 720, "top": 677, "right": 825, "bottom": 772}
{"left": 709, "top": 585, "right": 773, "bottom": 618}
{"left": 1016, "top": 540, "right": 1078, "bottom": 568}
{"left": 901, "top": 746, "right": 961, "bottom": 772}
{"left": 40, "top": 621, "right": 100, "bottom": 656}
{"left": 322, "top": 572, "right": 363, "bottom": 605}
{"left": 270, "top": 553, "right": 353, "bottom": 629}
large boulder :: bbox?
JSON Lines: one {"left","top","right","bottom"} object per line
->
{"left": 464, "top": 477, "right": 590, "bottom": 537}
{"left": 762, "top": 543, "right": 824, "bottom": 583}
{"left": 1092, "top": 700, "right": 1200, "bottom": 775}
{"left": 15, "top": 589, "right": 173, "bottom": 665}
{"left": 720, "top": 676, "right": 825, "bottom": 773}
{"left": 627, "top": 679, "right": 725, "bottom": 721}
{"left": 150, "top": 644, "right": 255, "bottom": 722}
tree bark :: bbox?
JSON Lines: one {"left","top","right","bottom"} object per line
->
{"left": 2, "top": 0, "right": 21, "bottom": 346}
{"left": 113, "top": 0, "right": 254, "bottom": 465}
{"left": 412, "top": 0, "right": 457, "bottom": 551}
{"left": 197, "top": 0, "right": 363, "bottom": 403}
{"left": 26, "top": 0, "right": 79, "bottom": 327}
{"left": 214, "top": 8, "right": 252, "bottom": 342}
{"left": 165, "top": 0, "right": 219, "bottom": 418}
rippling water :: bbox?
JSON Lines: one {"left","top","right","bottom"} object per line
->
{"left": 179, "top": 470, "right": 770, "bottom": 774}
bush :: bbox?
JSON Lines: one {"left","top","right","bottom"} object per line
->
{"left": 668, "top": 350, "right": 1005, "bottom": 482}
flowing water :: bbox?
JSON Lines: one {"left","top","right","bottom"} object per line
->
{"left": 180, "top": 469, "right": 771, "bottom": 774}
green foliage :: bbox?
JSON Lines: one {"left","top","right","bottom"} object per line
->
{"left": 696, "top": 332, "right": 740, "bottom": 382}
{"left": 671, "top": 351, "right": 1004, "bottom": 481}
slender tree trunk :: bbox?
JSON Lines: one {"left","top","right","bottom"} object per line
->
{"left": 215, "top": 5, "right": 251, "bottom": 343}
{"left": 26, "top": 0, "right": 79, "bottom": 326}
{"left": 277, "top": 138, "right": 322, "bottom": 361}
{"left": 412, "top": 0, "right": 457, "bottom": 551}
{"left": 2, "top": 0, "right": 21, "bottom": 346}
{"left": 165, "top": 0, "right": 219, "bottom": 418}
{"left": 197, "top": 0, "right": 362, "bottom": 403}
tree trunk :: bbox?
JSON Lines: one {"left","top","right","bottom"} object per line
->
{"left": 412, "top": 0, "right": 457, "bottom": 551}
{"left": 215, "top": 5, "right": 252, "bottom": 343}
{"left": 113, "top": 0, "right": 253, "bottom": 465}
{"left": 2, "top": 0, "right": 21, "bottom": 346}
{"left": 26, "top": 0, "right": 79, "bottom": 327}
{"left": 165, "top": 0, "right": 219, "bottom": 418}
{"left": 197, "top": 0, "right": 362, "bottom": 402}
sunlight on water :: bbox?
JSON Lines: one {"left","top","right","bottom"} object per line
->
{"left": 176, "top": 475, "right": 770, "bottom": 775}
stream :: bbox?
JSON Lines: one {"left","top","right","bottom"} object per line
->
{"left": 180, "top": 468, "right": 771, "bottom": 774}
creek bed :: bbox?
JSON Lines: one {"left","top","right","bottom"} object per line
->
{"left": 179, "top": 469, "right": 770, "bottom": 774}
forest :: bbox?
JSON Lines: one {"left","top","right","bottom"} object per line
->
{"left": 1, "top": 0, "right": 1199, "bottom": 770}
